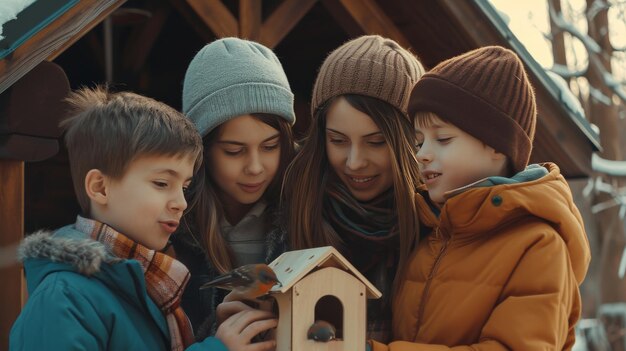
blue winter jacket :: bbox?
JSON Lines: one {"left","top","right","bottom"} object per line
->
{"left": 9, "top": 225, "right": 227, "bottom": 351}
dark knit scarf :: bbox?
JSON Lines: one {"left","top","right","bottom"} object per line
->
{"left": 324, "top": 181, "right": 399, "bottom": 343}
{"left": 76, "top": 216, "right": 195, "bottom": 350}
{"left": 324, "top": 181, "right": 399, "bottom": 269}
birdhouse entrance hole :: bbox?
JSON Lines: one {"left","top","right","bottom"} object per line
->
{"left": 314, "top": 295, "right": 344, "bottom": 339}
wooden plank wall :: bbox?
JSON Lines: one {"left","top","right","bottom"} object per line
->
{"left": 0, "top": 160, "right": 24, "bottom": 349}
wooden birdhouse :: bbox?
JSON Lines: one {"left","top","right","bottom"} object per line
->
{"left": 268, "top": 246, "right": 382, "bottom": 351}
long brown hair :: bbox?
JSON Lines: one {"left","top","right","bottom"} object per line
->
{"left": 283, "top": 94, "right": 421, "bottom": 289}
{"left": 187, "top": 113, "right": 295, "bottom": 274}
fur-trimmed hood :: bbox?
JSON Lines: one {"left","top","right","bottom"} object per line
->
{"left": 19, "top": 229, "right": 117, "bottom": 276}
{"left": 19, "top": 225, "right": 144, "bottom": 303}
{"left": 11, "top": 224, "right": 197, "bottom": 351}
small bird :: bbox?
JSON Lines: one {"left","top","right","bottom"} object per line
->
{"left": 307, "top": 320, "right": 336, "bottom": 342}
{"left": 200, "top": 263, "right": 281, "bottom": 300}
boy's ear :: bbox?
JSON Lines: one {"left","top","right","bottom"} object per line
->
{"left": 485, "top": 145, "right": 506, "bottom": 161}
{"left": 85, "top": 169, "right": 108, "bottom": 205}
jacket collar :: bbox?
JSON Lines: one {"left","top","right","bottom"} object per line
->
{"left": 415, "top": 163, "right": 589, "bottom": 283}
{"left": 19, "top": 225, "right": 170, "bottom": 340}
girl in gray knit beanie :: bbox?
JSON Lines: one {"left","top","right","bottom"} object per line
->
{"left": 172, "top": 37, "right": 296, "bottom": 345}
{"left": 282, "top": 35, "right": 425, "bottom": 343}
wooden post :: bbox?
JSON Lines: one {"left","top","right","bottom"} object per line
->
{"left": 0, "top": 160, "right": 24, "bottom": 349}
{"left": 122, "top": 1, "right": 172, "bottom": 73}
{"left": 239, "top": 0, "right": 262, "bottom": 40}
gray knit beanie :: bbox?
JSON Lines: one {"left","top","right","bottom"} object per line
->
{"left": 182, "top": 38, "right": 296, "bottom": 136}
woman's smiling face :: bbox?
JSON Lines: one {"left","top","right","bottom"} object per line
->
{"left": 325, "top": 97, "right": 394, "bottom": 202}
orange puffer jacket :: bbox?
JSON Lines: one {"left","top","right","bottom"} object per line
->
{"left": 371, "top": 163, "right": 590, "bottom": 351}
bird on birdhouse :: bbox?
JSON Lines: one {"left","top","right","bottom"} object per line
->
{"left": 200, "top": 263, "right": 281, "bottom": 300}
{"left": 307, "top": 320, "right": 337, "bottom": 342}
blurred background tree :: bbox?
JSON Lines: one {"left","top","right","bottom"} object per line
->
{"left": 492, "top": 0, "right": 626, "bottom": 348}
{"left": 547, "top": 0, "right": 626, "bottom": 348}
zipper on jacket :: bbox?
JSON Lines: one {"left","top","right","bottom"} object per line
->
{"left": 412, "top": 227, "right": 449, "bottom": 341}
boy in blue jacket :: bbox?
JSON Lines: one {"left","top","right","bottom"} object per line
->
{"left": 10, "top": 86, "right": 277, "bottom": 351}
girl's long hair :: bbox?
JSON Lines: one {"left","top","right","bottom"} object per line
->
{"left": 283, "top": 94, "right": 421, "bottom": 291}
{"left": 187, "top": 113, "right": 295, "bottom": 274}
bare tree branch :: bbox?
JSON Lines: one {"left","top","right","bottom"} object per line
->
{"left": 550, "top": 2, "right": 603, "bottom": 54}
{"left": 550, "top": 63, "right": 588, "bottom": 78}
{"left": 587, "top": 0, "right": 611, "bottom": 20}
{"left": 589, "top": 84, "right": 614, "bottom": 105}
{"left": 593, "top": 153, "right": 626, "bottom": 177}
{"left": 589, "top": 54, "right": 626, "bottom": 101}
{"left": 552, "top": 0, "right": 626, "bottom": 104}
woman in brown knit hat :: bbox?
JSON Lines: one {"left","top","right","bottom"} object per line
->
{"left": 370, "top": 46, "right": 590, "bottom": 351}
{"left": 282, "top": 35, "right": 425, "bottom": 342}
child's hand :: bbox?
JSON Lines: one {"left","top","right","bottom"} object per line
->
{"left": 215, "top": 309, "right": 277, "bottom": 351}
{"left": 217, "top": 291, "right": 276, "bottom": 326}
{"left": 216, "top": 300, "right": 255, "bottom": 326}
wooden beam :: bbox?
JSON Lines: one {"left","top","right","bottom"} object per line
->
{"left": 321, "top": 0, "right": 364, "bottom": 38}
{"left": 48, "top": 0, "right": 127, "bottom": 62}
{"left": 0, "top": 160, "right": 24, "bottom": 350}
{"left": 167, "top": 0, "right": 214, "bottom": 42}
{"left": 122, "top": 2, "right": 171, "bottom": 73}
{"left": 335, "top": 0, "right": 410, "bottom": 49}
{"left": 239, "top": 0, "right": 262, "bottom": 40}
{"left": 259, "top": 0, "right": 318, "bottom": 49}
{"left": 0, "top": 0, "right": 126, "bottom": 95}
{"left": 438, "top": 0, "right": 499, "bottom": 46}
{"left": 185, "top": 0, "right": 237, "bottom": 38}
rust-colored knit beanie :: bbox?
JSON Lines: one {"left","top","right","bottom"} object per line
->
{"left": 311, "top": 35, "right": 424, "bottom": 118}
{"left": 409, "top": 46, "right": 536, "bottom": 173}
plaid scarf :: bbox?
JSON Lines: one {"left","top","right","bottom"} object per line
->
{"left": 76, "top": 216, "right": 194, "bottom": 350}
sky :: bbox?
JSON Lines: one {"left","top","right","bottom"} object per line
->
{"left": 490, "top": 0, "right": 555, "bottom": 67}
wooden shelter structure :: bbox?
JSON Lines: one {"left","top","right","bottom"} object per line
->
{"left": 0, "top": 0, "right": 600, "bottom": 347}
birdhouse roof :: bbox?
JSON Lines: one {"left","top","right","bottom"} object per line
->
{"left": 268, "top": 246, "right": 382, "bottom": 299}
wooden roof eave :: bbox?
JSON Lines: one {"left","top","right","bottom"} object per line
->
{"left": 0, "top": 0, "right": 127, "bottom": 96}
{"left": 433, "top": 0, "right": 601, "bottom": 178}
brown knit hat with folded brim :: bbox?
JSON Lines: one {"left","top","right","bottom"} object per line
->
{"left": 409, "top": 45, "right": 537, "bottom": 173}
{"left": 311, "top": 35, "right": 425, "bottom": 118}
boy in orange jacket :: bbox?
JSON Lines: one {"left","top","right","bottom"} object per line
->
{"left": 371, "top": 46, "right": 591, "bottom": 350}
